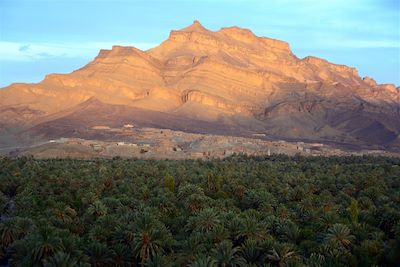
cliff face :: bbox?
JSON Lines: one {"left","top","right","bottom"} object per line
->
{"left": 1, "top": 21, "right": 399, "bottom": 150}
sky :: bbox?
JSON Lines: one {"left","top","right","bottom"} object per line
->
{"left": 0, "top": 0, "right": 399, "bottom": 87}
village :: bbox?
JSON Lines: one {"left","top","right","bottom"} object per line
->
{"left": 14, "top": 123, "right": 391, "bottom": 159}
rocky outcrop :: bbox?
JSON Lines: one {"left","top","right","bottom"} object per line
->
{"left": 181, "top": 90, "right": 250, "bottom": 115}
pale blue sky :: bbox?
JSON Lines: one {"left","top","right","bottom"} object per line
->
{"left": 0, "top": 0, "right": 399, "bottom": 87}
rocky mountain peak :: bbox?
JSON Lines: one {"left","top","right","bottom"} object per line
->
{"left": 181, "top": 20, "right": 208, "bottom": 32}
{"left": 363, "top": 76, "right": 377, "bottom": 87}
{"left": 1, "top": 22, "right": 399, "bottom": 153}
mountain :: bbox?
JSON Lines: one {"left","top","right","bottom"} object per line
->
{"left": 1, "top": 21, "right": 399, "bottom": 153}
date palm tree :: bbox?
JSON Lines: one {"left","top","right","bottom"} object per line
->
{"left": 112, "top": 243, "right": 131, "bottom": 267}
{"left": 277, "top": 223, "right": 300, "bottom": 244}
{"left": 31, "top": 225, "right": 64, "bottom": 262}
{"left": 132, "top": 212, "right": 173, "bottom": 266}
{"left": 324, "top": 224, "right": 355, "bottom": 249}
{"left": 0, "top": 219, "right": 19, "bottom": 248}
{"left": 186, "top": 208, "right": 221, "bottom": 233}
{"left": 145, "top": 253, "right": 170, "bottom": 267}
{"left": 306, "top": 253, "right": 326, "bottom": 267}
{"left": 318, "top": 212, "right": 339, "bottom": 230}
{"left": 266, "top": 244, "right": 296, "bottom": 267}
{"left": 212, "top": 240, "right": 246, "bottom": 267}
{"left": 177, "top": 232, "right": 207, "bottom": 264}
{"left": 237, "top": 216, "right": 268, "bottom": 241}
{"left": 87, "top": 200, "right": 108, "bottom": 218}
{"left": 188, "top": 255, "right": 217, "bottom": 267}
{"left": 85, "top": 241, "right": 115, "bottom": 267}
{"left": 223, "top": 212, "right": 242, "bottom": 239}
{"left": 43, "top": 251, "right": 80, "bottom": 267}
{"left": 240, "top": 239, "right": 262, "bottom": 265}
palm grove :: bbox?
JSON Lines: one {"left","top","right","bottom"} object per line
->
{"left": 0, "top": 155, "right": 399, "bottom": 266}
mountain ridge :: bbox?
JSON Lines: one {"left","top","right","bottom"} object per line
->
{"left": 1, "top": 21, "right": 399, "bottom": 153}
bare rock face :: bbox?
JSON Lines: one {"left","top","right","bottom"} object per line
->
{"left": 363, "top": 76, "right": 377, "bottom": 87}
{"left": 0, "top": 21, "right": 399, "bottom": 151}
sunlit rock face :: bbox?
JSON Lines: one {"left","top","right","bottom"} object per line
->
{"left": 0, "top": 21, "right": 399, "bottom": 150}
